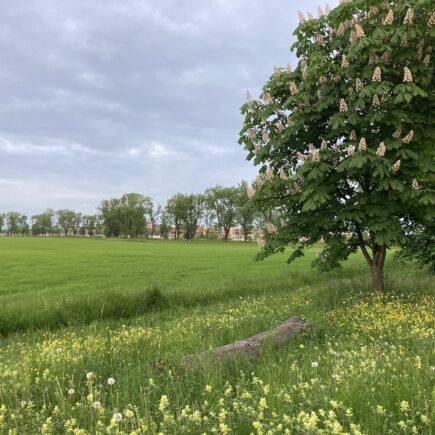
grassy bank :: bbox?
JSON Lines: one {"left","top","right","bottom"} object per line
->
{"left": 0, "top": 238, "right": 433, "bottom": 433}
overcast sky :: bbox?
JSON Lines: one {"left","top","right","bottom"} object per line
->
{"left": 0, "top": 0, "right": 337, "bottom": 215}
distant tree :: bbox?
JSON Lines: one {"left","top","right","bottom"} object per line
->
{"left": 0, "top": 213, "right": 4, "bottom": 233}
{"left": 57, "top": 209, "right": 77, "bottom": 236}
{"left": 201, "top": 193, "right": 216, "bottom": 239}
{"left": 159, "top": 211, "right": 171, "bottom": 239}
{"left": 100, "top": 193, "right": 152, "bottom": 238}
{"left": 5, "top": 212, "right": 21, "bottom": 235}
{"left": 32, "top": 210, "right": 55, "bottom": 236}
{"left": 148, "top": 204, "right": 162, "bottom": 238}
{"left": 239, "top": 0, "right": 435, "bottom": 290}
{"left": 237, "top": 181, "right": 257, "bottom": 241}
{"left": 165, "top": 194, "right": 185, "bottom": 239}
{"left": 18, "top": 215, "right": 29, "bottom": 235}
{"left": 181, "top": 194, "right": 204, "bottom": 240}
{"left": 99, "top": 198, "right": 122, "bottom": 237}
{"left": 80, "top": 215, "right": 98, "bottom": 236}
{"left": 206, "top": 186, "right": 240, "bottom": 241}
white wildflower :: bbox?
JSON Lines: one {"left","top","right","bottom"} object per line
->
{"left": 107, "top": 378, "right": 116, "bottom": 385}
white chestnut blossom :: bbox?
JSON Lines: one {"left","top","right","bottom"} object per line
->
{"left": 376, "top": 142, "right": 386, "bottom": 156}
{"left": 403, "top": 67, "right": 413, "bottom": 83}
{"left": 402, "top": 130, "right": 414, "bottom": 144}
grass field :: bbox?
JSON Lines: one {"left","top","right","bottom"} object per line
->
{"left": 0, "top": 238, "right": 433, "bottom": 434}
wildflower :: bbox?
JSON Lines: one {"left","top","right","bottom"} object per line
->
{"left": 266, "top": 222, "right": 278, "bottom": 234}
{"left": 376, "top": 405, "right": 385, "bottom": 415}
{"left": 339, "top": 99, "right": 348, "bottom": 112}
{"left": 345, "top": 408, "right": 353, "bottom": 417}
{"left": 354, "top": 24, "right": 365, "bottom": 38}
{"left": 421, "top": 415, "right": 429, "bottom": 424}
{"left": 219, "top": 423, "right": 230, "bottom": 434}
{"left": 246, "top": 90, "right": 252, "bottom": 103}
{"left": 112, "top": 412, "right": 123, "bottom": 422}
{"left": 341, "top": 55, "right": 349, "bottom": 68}
{"left": 372, "top": 67, "right": 381, "bottom": 82}
{"left": 403, "top": 8, "right": 414, "bottom": 25}
{"left": 412, "top": 179, "right": 420, "bottom": 190}
{"left": 330, "top": 400, "right": 339, "bottom": 408}
{"left": 68, "top": 388, "right": 75, "bottom": 395}
{"left": 55, "top": 347, "right": 62, "bottom": 353}
{"left": 392, "top": 160, "right": 401, "bottom": 173}
{"left": 125, "top": 409, "right": 135, "bottom": 418}
{"left": 247, "top": 187, "right": 255, "bottom": 199}
{"left": 372, "top": 95, "right": 380, "bottom": 106}
{"left": 86, "top": 372, "right": 93, "bottom": 380}
{"left": 205, "top": 385, "right": 213, "bottom": 393}
{"left": 358, "top": 138, "right": 367, "bottom": 151}
{"left": 402, "top": 130, "right": 414, "bottom": 143}
{"left": 400, "top": 401, "right": 410, "bottom": 412}
{"left": 159, "top": 395, "right": 169, "bottom": 412}
{"left": 415, "top": 356, "right": 422, "bottom": 369}
{"left": 279, "top": 169, "right": 288, "bottom": 180}
{"left": 290, "top": 81, "right": 299, "bottom": 95}
{"left": 311, "top": 361, "right": 319, "bottom": 368}
{"left": 355, "top": 78, "right": 363, "bottom": 92}
{"left": 93, "top": 401, "right": 101, "bottom": 409}
{"left": 107, "top": 377, "right": 115, "bottom": 385}
{"left": 259, "top": 398, "right": 268, "bottom": 409}
{"left": 403, "top": 67, "right": 413, "bottom": 83}
{"left": 383, "top": 9, "right": 394, "bottom": 25}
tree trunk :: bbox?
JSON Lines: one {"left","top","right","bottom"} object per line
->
{"left": 181, "top": 316, "right": 314, "bottom": 367}
{"left": 224, "top": 228, "right": 230, "bottom": 241}
{"left": 371, "top": 245, "right": 387, "bottom": 291}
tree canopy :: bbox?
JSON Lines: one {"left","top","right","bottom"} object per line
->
{"left": 239, "top": 0, "right": 435, "bottom": 290}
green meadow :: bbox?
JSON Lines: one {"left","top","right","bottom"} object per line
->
{"left": 0, "top": 238, "right": 433, "bottom": 434}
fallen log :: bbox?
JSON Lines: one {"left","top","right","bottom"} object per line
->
{"left": 181, "top": 315, "right": 314, "bottom": 366}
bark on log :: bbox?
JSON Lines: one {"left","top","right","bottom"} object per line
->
{"left": 181, "top": 315, "right": 314, "bottom": 366}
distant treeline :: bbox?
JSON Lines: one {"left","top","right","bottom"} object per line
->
{"left": 0, "top": 181, "right": 264, "bottom": 241}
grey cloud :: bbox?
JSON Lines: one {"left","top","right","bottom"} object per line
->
{"left": 0, "top": 0, "right": 338, "bottom": 215}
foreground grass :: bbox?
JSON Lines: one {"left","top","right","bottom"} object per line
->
{"left": 0, "top": 239, "right": 433, "bottom": 434}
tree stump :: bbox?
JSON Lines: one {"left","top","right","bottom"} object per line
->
{"left": 181, "top": 315, "right": 314, "bottom": 366}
